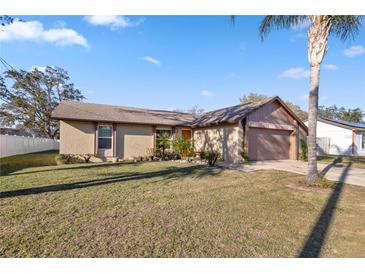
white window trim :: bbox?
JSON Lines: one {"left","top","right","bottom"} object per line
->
{"left": 98, "top": 125, "right": 113, "bottom": 150}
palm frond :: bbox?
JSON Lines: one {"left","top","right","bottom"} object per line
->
{"left": 329, "top": 16, "right": 364, "bottom": 41}
{"left": 259, "top": 15, "right": 308, "bottom": 41}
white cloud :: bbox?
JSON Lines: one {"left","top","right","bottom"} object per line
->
{"left": 140, "top": 56, "right": 161, "bottom": 66}
{"left": 279, "top": 67, "right": 309, "bottom": 79}
{"left": 54, "top": 20, "right": 67, "bottom": 28}
{"left": 344, "top": 45, "right": 365, "bottom": 57}
{"left": 0, "top": 20, "right": 88, "bottom": 48}
{"left": 323, "top": 64, "right": 339, "bottom": 71}
{"left": 290, "top": 32, "right": 306, "bottom": 42}
{"left": 84, "top": 16, "right": 143, "bottom": 30}
{"left": 224, "top": 73, "right": 237, "bottom": 81}
{"left": 291, "top": 19, "right": 311, "bottom": 30}
{"left": 201, "top": 90, "right": 215, "bottom": 97}
{"left": 42, "top": 28, "right": 88, "bottom": 47}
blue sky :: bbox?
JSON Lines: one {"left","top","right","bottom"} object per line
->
{"left": 0, "top": 15, "right": 364, "bottom": 112}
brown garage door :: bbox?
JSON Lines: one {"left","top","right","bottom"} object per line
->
{"left": 248, "top": 128, "right": 291, "bottom": 160}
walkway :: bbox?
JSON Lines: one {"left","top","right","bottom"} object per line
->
{"left": 217, "top": 160, "right": 365, "bottom": 187}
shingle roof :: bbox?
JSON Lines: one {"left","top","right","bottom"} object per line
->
{"left": 52, "top": 101, "right": 197, "bottom": 126}
{"left": 52, "top": 96, "right": 307, "bottom": 130}
{"left": 318, "top": 117, "right": 365, "bottom": 130}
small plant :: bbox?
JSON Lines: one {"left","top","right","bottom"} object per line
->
{"left": 200, "top": 149, "right": 221, "bottom": 166}
{"left": 55, "top": 154, "right": 92, "bottom": 165}
{"left": 240, "top": 150, "right": 250, "bottom": 162}
{"left": 145, "top": 147, "right": 155, "bottom": 161}
{"left": 299, "top": 139, "right": 308, "bottom": 161}
{"left": 80, "top": 154, "right": 92, "bottom": 163}
{"left": 199, "top": 150, "right": 206, "bottom": 161}
{"left": 73, "top": 155, "right": 84, "bottom": 164}
{"left": 55, "top": 154, "right": 73, "bottom": 165}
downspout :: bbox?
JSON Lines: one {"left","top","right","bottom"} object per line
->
{"left": 112, "top": 123, "right": 117, "bottom": 158}
{"left": 240, "top": 118, "right": 247, "bottom": 162}
{"left": 152, "top": 126, "right": 156, "bottom": 154}
{"left": 94, "top": 123, "right": 98, "bottom": 156}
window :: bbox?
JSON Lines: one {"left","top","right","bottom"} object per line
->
{"left": 98, "top": 125, "right": 112, "bottom": 149}
{"left": 362, "top": 134, "right": 365, "bottom": 149}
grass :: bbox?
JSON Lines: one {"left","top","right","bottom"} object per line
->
{"left": 1, "top": 161, "right": 365, "bottom": 257}
{"left": 317, "top": 155, "right": 365, "bottom": 169}
{"left": 0, "top": 150, "right": 59, "bottom": 175}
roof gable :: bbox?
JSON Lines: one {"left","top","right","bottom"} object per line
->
{"left": 189, "top": 100, "right": 266, "bottom": 127}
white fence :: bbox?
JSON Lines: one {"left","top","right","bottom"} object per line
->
{"left": 0, "top": 135, "right": 59, "bottom": 158}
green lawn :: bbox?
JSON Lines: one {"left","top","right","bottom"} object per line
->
{"left": 0, "top": 150, "right": 59, "bottom": 175}
{"left": 1, "top": 160, "right": 365, "bottom": 257}
{"left": 317, "top": 155, "right": 365, "bottom": 169}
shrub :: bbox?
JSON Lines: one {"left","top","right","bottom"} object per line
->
{"left": 200, "top": 149, "right": 221, "bottom": 166}
{"left": 299, "top": 139, "right": 308, "bottom": 161}
{"left": 240, "top": 150, "right": 250, "bottom": 162}
{"left": 55, "top": 154, "right": 93, "bottom": 165}
{"left": 173, "top": 137, "right": 195, "bottom": 158}
{"left": 163, "top": 151, "right": 179, "bottom": 161}
{"left": 199, "top": 150, "right": 206, "bottom": 161}
{"left": 73, "top": 155, "right": 84, "bottom": 164}
{"left": 80, "top": 154, "right": 92, "bottom": 163}
{"left": 55, "top": 154, "right": 73, "bottom": 165}
{"left": 145, "top": 147, "right": 155, "bottom": 160}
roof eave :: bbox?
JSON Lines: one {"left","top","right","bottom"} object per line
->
{"left": 52, "top": 116, "right": 193, "bottom": 127}
{"left": 318, "top": 117, "right": 365, "bottom": 130}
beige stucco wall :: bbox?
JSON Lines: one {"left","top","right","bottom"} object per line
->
{"left": 60, "top": 120, "right": 95, "bottom": 154}
{"left": 116, "top": 124, "right": 154, "bottom": 160}
{"left": 193, "top": 123, "right": 242, "bottom": 163}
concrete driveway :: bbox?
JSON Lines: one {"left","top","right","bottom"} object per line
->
{"left": 218, "top": 160, "right": 365, "bottom": 187}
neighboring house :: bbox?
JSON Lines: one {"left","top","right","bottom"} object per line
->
{"left": 52, "top": 96, "right": 307, "bottom": 162}
{"left": 305, "top": 118, "right": 365, "bottom": 156}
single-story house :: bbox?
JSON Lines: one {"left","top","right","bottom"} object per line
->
{"left": 52, "top": 96, "right": 308, "bottom": 162}
{"left": 305, "top": 117, "right": 365, "bottom": 156}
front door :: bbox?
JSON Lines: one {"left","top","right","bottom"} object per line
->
{"left": 97, "top": 124, "right": 113, "bottom": 157}
{"left": 181, "top": 129, "right": 192, "bottom": 140}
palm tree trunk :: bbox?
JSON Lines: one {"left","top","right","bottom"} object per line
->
{"left": 305, "top": 16, "right": 331, "bottom": 185}
{"left": 306, "top": 64, "right": 320, "bottom": 184}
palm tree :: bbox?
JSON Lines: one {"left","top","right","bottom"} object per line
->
{"left": 256, "top": 16, "right": 363, "bottom": 184}
{"left": 157, "top": 131, "right": 171, "bottom": 157}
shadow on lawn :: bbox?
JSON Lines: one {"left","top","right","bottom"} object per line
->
{"left": 0, "top": 165, "right": 221, "bottom": 199}
{"left": 2, "top": 161, "right": 145, "bottom": 176}
{"left": 318, "top": 156, "right": 343, "bottom": 177}
{"left": 299, "top": 160, "right": 352, "bottom": 258}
